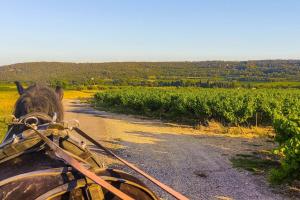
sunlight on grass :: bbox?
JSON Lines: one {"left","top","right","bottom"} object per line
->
{"left": 64, "top": 90, "right": 97, "bottom": 99}
{"left": 0, "top": 90, "right": 18, "bottom": 140}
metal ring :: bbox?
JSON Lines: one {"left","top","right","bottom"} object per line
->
{"left": 24, "top": 116, "right": 39, "bottom": 126}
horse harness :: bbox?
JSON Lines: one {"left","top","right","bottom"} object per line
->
{"left": 0, "top": 113, "right": 189, "bottom": 200}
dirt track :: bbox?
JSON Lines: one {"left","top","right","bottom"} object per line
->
{"left": 64, "top": 99, "right": 285, "bottom": 200}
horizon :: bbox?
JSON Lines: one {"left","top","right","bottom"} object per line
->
{"left": 0, "top": 1, "right": 300, "bottom": 65}
{"left": 2, "top": 58, "right": 300, "bottom": 66}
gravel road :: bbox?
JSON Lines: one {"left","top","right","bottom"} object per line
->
{"left": 64, "top": 99, "right": 286, "bottom": 200}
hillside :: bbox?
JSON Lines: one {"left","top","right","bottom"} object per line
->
{"left": 0, "top": 60, "right": 300, "bottom": 84}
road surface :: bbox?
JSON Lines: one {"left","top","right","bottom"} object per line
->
{"left": 64, "top": 99, "right": 284, "bottom": 200}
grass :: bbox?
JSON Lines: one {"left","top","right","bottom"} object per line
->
{"left": 0, "top": 90, "right": 18, "bottom": 140}
{"left": 63, "top": 90, "right": 97, "bottom": 99}
{"left": 231, "top": 151, "right": 300, "bottom": 198}
{"left": 230, "top": 151, "right": 280, "bottom": 175}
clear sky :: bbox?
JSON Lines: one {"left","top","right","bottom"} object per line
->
{"left": 0, "top": 0, "right": 299, "bottom": 65}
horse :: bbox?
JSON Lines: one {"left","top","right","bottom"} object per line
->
{"left": 14, "top": 81, "right": 64, "bottom": 122}
{"left": 0, "top": 82, "right": 159, "bottom": 200}
{"left": 3, "top": 82, "right": 64, "bottom": 142}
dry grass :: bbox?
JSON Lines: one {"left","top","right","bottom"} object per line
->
{"left": 0, "top": 90, "right": 18, "bottom": 140}
{"left": 64, "top": 90, "right": 97, "bottom": 99}
{"left": 195, "top": 121, "right": 275, "bottom": 139}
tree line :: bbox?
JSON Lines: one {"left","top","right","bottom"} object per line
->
{"left": 0, "top": 60, "right": 299, "bottom": 85}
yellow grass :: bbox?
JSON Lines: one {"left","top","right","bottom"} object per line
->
{"left": 64, "top": 90, "right": 97, "bottom": 99}
{"left": 195, "top": 121, "right": 275, "bottom": 139}
{"left": 0, "top": 90, "right": 18, "bottom": 140}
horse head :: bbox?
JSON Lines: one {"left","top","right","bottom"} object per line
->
{"left": 14, "top": 81, "right": 64, "bottom": 122}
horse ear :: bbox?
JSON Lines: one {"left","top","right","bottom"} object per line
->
{"left": 55, "top": 86, "right": 64, "bottom": 101}
{"left": 15, "top": 81, "right": 24, "bottom": 95}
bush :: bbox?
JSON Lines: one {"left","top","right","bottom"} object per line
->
{"left": 94, "top": 87, "right": 300, "bottom": 183}
{"left": 271, "top": 114, "right": 300, "bottom": 183}
{"left": 75, "top": 85, "right": 87, "bottom": 91}
{"left": 93, "top": 87, "right": 300, "bottom": 126}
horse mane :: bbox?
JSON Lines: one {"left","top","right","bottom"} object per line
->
{"left": 14, "top": 83, "right": 64, "bottom": 122}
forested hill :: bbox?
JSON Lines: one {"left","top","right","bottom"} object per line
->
{"left": 0, "top": 60, "right": 300, "bottom": 83}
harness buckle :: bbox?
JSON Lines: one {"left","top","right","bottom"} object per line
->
{"left": 24, "top": 116, "right": 39, "bottom": 127}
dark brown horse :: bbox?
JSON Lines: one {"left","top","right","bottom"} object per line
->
{"left": 0, "top": 82, "right": 158, "bottom": 200}
{"left": 3, "top": 82, "right": 64, "bottom": 142}
{"left": 14, "top": 81, "right": 64, "bottom": 121}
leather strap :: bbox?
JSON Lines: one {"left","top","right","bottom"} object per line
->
{"left": 27, "top": 125, "right": 134, "bottom": 200}
{"left": 74, "top": 127, "right": 189, "bottom": 200}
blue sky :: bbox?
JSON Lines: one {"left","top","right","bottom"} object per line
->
{"left": 0, "top": 0, "right": 299, "bottom": 65}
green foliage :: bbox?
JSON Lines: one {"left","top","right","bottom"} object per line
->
{"left": 94, "top": 87, "right": 300, "bottom": 183}
{"left": 1, "top": 61, "right": 300, "bottom": 85}
{"left": 94, "top": 87, "right": 300, "bottom": 126}
{"left": 271, "top": 114, "right": 300, "bottom": 183}
{"left": 231, "top": 153, "right": 279, "bottom": 174}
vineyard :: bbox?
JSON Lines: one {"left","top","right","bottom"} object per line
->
{"left": 94, "top": 87, "right": 300, "bottom": 183}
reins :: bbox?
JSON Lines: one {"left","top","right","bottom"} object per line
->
{"left": 2, "top": 112, "right": 54, "bottom": 143}
{"left": 25, "top": 123, "right": 134, "bottom": 200}
{"left": 7, "top": 114, "right": 189, "bottom": 200}
{"left": 73, "top": 127, "right": 189, "bottom": 200}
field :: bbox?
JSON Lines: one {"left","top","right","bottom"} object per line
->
{"left": 94, "top": 87, "right": 300, "bottom": 183}
{"left": 1, "top": 84, "right": 299, "bottom": 184}
{"left": 94, "top": 87, "right": 300, "bottom": 125}
{"left": 0, "top": 85, "right": 18, "bottom": 140}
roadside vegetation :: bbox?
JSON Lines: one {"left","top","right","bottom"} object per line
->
{"left": 93, "top": 87, "right": 300, "bottom": 126}
{"left": 93, "top": 87, "right": 300, "bottom": 185}
{"left": 0, "top": 86, "right": 18, "bottom": 141}
{"left": 0, "top": 78, "right": 299, "bottom": 187}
